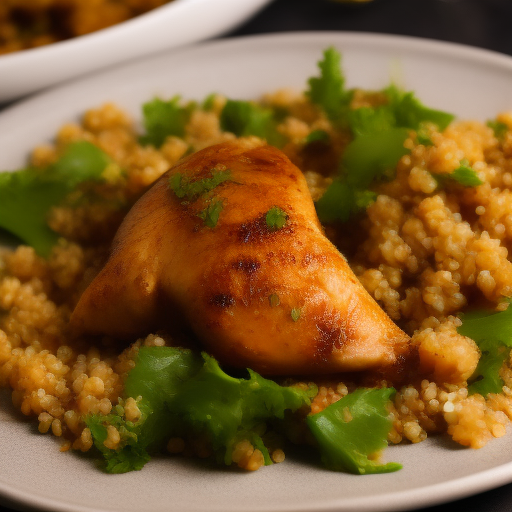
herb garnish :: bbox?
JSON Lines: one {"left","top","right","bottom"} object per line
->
{"left": 0, "top": 140, "right": 112, "bottom": 257}
{"left": 198, "top": 199, "right": 224, "bottom": 229}
{"left": 169, "top": 169, "right": 231, "bottom": 202}
{"left": 291, "top": 308, "right": 301, "bottom": 322}
{"left": 219, "top": 100, "right": 285, "bottom": 147}
{"left": 87, "top": 347, "right": 314, "bottom": 473}
{"left": 265, "top": 206, "right": 288, "bottom": 231}
{"left": 168, "top": 169, "right": 231, "bottom": 228}
{"left": 309, "top": 48, "right": 455, "bottom": 224}
{"left": 304, "top": 129, "right": 330, "bottom": 145}
{"left": 139, "top": 96, "right": 195, "bottom": 148}
{"left": 433, "top": 160, "right": 483, "bottom": 188}
{"left": 306, "top": 387, "right": 401, "bottom": 474}
{"left": 487, "top": 120, "right": 508, "bottom": 140}
{"left": 269, "top": 293, "right": 280, "bottom": 307}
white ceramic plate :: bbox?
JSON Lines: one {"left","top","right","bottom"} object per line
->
{"left": 2, "top": 32, "right": 512, "bottom": 512}
{"left": 0, "top": 0, "right": 273, "bottom": 103}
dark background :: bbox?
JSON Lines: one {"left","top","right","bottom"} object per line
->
{"left": 229, "top": 0, "right": 512, "bottom": 56}
{"left": 2, "top": 0, "right": 512, "bottom": 511}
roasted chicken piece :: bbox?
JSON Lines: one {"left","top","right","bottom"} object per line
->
{"left": 71, "top": 140, "right": 411, "bottom": 376}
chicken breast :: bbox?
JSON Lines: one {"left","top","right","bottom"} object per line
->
{"left": 71, "top": 140, "right": 411, "bottom": 376}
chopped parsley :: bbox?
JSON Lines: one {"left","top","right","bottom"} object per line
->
{"left": 291, "top": 308, "right": 301, "bottom": 322}
{"left": 384, "top": 85, "right": 454, "bottom": 133}
{"left": 265, "top": 206, "right": 288, "bottom": 231}
{"left": 168, "top": 169, "right": 232, "bottom": 202}
{"left": 433, "top": 161, "right": 483, "bottom": 188}
{"left": 315, "top": 181, "right": 377, "bottom": 224}
{"left": 198, "top": 199, "right": 224, "bottom": 228}
{"left": 202, "top": 93, "right": 217, "bottom": 111}
{"left": 306, "top": 47, "right": 352, "bottom": 126}
{"left": 168, "top": 169, "right": 232, "bottom": 228}
{"left": 269, "top": 293, "right": 280, "bottom": 308}
{"left": 304, "top": 129, "right": 330, "bottom": 145}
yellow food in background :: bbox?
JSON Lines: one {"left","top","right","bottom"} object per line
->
{"left": 0, "top": 0, "right": 172, "bottom": 55}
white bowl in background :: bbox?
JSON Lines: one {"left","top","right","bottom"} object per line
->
{"left": 0, "top": 0, "right": 273, "bottom": 103}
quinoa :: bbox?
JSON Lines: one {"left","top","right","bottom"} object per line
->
{"left": 2, "top": 90, "right": 512, "bottom": 472}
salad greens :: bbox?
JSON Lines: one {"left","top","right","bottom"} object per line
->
{"left": 139, "top": 96, "right": 194, "bottom": 148}
{"left": 0, "top": 141, "right": 112, "bottom": 257}
{"left": 487, "top": 119, "right": 508, "bottom": 140}
{"left": 458, "top": 304, "right": 512, "bottom": 396}
{"left": 307, "top": 387, "right": 401, "bottom": 475}
{"left": 87, "top": 347, "right": 313, "bottom": 472}
{"left": 219, "top": 99, "right": 285, "bottom": 147}
{"left": 310, "top": 47, "right": 456, "bottom": 224}
{"left": 87, "top": 347, "right": 399, "bottom": 475}
{"left": 432, "top": 160, "right": 483, "bottom": 189}
{"left": 307, "top": 46, "right": 352, "bottom": 126}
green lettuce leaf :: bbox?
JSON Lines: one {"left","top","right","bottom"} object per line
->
{"left": 315, "top": 181, "right": 376, "bottom": 224}
{"left": 219, "top": 100, "right": 285, "bottom": 147}
{"left": 385, "top": 86, "right": 454, "bottom": 132}
{"left": 308, "top": 51, "right": 454, "bottom": 225}
{"left": 433, "top": 162, "right": 483, "bottom": 188}
{"left": 306, "top": 47, "right": 352, "bottom": 125}
{"left": 0, "top": 141, "right": 111, "bottom": 257}
{"left": 304, "top": 129, "right": 330, "bottom": 145}
{"left": 458, "top": 305, "right": 512, "bottom": 396}
{"left": 306, "top": 387, "right": 401, "bottom": 475}
{"left": 487, "top": 120, "right": 508, "bottom": 140}
{"left": 139, "top": 96, "right": 194, "bottom": 147}
{"left": 342, "top": 128, "right": 411, "bottom": 189}
{"left": 87, "top": 347, "right": 313, "bottom": 473}
{"left": 314, "top": 128, "right": 407, "bottom": 224}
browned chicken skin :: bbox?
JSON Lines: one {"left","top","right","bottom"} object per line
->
{"left": 71, "top": 140, "right": 411, "bottom": 376}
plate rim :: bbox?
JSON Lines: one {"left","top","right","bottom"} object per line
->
{"left": 4, "top": 29, "right": 512, "bottom": 115}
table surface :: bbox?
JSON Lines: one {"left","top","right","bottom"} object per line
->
{"left": 2, "top": 1, "right": 512, "bottom": 511}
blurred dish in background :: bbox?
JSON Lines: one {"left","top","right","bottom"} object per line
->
{"left": 0, "top": 0, "right": 273, "bottom": 103}
{"left": 0, "top": 0, "right": 175, "bottom": 55}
